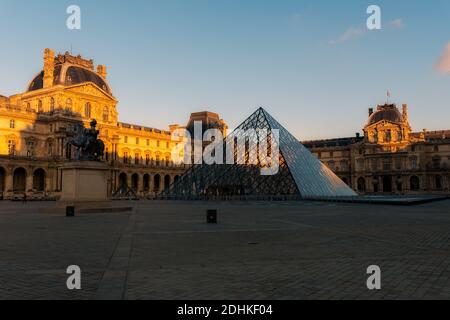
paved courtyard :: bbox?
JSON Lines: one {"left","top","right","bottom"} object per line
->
{"left": 0, "top": 200, "right": 450, "bottom": 300}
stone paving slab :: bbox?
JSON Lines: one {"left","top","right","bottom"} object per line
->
{"left": 0, "top": 200, "right": 449, "bottom": 300}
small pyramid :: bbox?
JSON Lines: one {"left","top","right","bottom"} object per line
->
{"left": 164, "top": 108, "right": 356, "bottom": 199}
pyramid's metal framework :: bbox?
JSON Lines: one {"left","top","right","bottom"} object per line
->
{"left": 163, "top": 108, "right": 357, "bottom": 199}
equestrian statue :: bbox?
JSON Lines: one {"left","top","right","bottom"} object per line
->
{"left": 66, "top": 119, "right": 105, "bottom": 161}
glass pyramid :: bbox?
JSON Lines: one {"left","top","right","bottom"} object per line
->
{"left": 164, "top": 108, "right": 357, "bottom": 199}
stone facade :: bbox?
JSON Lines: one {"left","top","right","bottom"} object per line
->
{"left": 304, "top": 104, "right": 450, "bottom": 195}
{"left": 0, "top": 49, "right": 226, "bottom": 200}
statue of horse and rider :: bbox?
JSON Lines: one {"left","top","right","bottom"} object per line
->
{"left": 66, "top": 119, "right": 105, "bottom": 161}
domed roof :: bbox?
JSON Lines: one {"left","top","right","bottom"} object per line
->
{"left": 368, "top": 104, "right": 403, "bottom": 125}
{"left": 28, "top": 64, "right": 112, "bottom": 95}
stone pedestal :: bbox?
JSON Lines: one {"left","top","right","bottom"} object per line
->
{"left": 61, "top": 161, "right": 110, "bottom": 203}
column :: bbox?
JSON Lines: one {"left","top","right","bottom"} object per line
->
{"left": 5, "top": 172, "right": 13, "bottom": 195}
{"left": 26, "top": 172, "right": 33, "bottom": 194}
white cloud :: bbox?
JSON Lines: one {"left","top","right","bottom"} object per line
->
{"left": 329, "top": 18, "right": 404, "bottom": 45}
{"left": 329, "top": 27, "right": 365, "bottom": 45}
{"left": 388, "top": 18, "right": 404, "bottom": 29}
{"left": 435, "top": 42, "right": 450, "bottom": 74}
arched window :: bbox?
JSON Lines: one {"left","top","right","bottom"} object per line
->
{"left": 154, "top": 174, "right": 161, "bottom": 192}
{"left": 33, "top": 169, "right": 46, "bottom": 192}
{"left": 164, "top": 175, "right": 171, "bottom": 190}
{"left": 103, "top": 106, "right": 109, "bottom": 122}
{"left": 0, "top": 167, "right": 5, "bottom": 192}
{"left": 66, "top": 98, "right": 72, "bottom": 112}
{"left": 13, "top": 168, "right": 27, "bottom": 192}
{"left": 410, "top": 176, "right": 420, "bottom": 191}
{"left": 143, "top": 174, "right": 150, "bottom": 191}
{"left": 119, "top": 173, "right": 128, "bottom": 188}
{"left": 50, "top": 98, "right": 55, "bottom": 112}
{"left": 131, "top": 174, "right": 139, "bottom": 191}
{"left": 37, "top": 100, "right": 43, "bottom": 113}
{"left": 85, "top": 102, "right": 91, "bottom": 118}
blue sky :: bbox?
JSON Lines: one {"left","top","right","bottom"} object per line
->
{"left": 1, "top": 0, "right": 450, "bottom": 139}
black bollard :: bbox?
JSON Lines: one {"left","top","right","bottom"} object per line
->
{"left": 207, "top": 210, "right": 217, "bottom": 224}
{"left": 66, "top": 206, "right": 75, "bottom": 217}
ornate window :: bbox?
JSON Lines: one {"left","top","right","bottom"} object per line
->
{"left": 432, "top": 156, "right": 441, "bottom": 169}
{"left": 10, "top": 120, "right": 15, "bottom": 129}
{"left": 38, "top": 100, "right": 43, "bottom": 113}
{"left": 395, "top": 158, "right": 402, "bottom": 170}
{"left": 340, "top": 160, "right": 348, "bottom": 171}
{"left": 135, "top": 153, "right": 140, "bottom": 165}
{"left": 383, "top": 158, "right": 392, "bottom": 171}
{"left": 8, "top": 140, "right": 16, "bottom": 156}
{"left": 124, "top": 136, "right": 128, "bottom": 144}
{"left": 85, "top": 102, "right": 91, "bottom": 118}
{"left": 66, "top": 98, "right": 73, "bottom": 112}
{"left": 385, "top": 130, "right": 392, "bottom": 143}
{"left": 145, "top": 154, "right": 150, "bottom": 165}
{"left": 371, "top": 159, "right": 378, "bottom": 171}
{"left": 410, "top": 156, "right": 418, "bottom": 169}
{"left": 123, "top": 152, "right": 129, "bottom": 164}
{"left": 47, "top": 140, "right": 53, "bottom": 156}
{"left": 136, "top": 138, "right": 139, "bottom": 145}
{"left": 357, "top": 159, "right": 364, "bottom": 171}
{"left": 50, "top": 98, "right": 55, "bottom": 112}
{"left": 26, "top": 140, "right": 35, "bottom": 157}
{"left": 103, "top": 106, "right": 109, "bottom": 122}
{"left": 410, "top": 176, "right": 420, "bottom": 191}
{"left": 357, "top": 177, "right": 366, "bottom": 193}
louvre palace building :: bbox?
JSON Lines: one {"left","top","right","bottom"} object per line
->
{"left": 0, "top": 48, "right": 449, "bottom": 200}
{"left": 304, "top": 104, "right": 450, "bottom": 195}
{"left": 0, "top": 49, "right": 226, "bottom": 200}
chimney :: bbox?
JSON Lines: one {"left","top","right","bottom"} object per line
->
{"left": 97, "top": 65, "right": 107, "bottom": 79}
{"left": 402, "top": 103, "right": 408, "bottom": 121}
{"left": 43, "top": 48, "right": 55, "bottom": 89}
{"left": 368, "top": 108, "right": 374, "bottom": 116}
